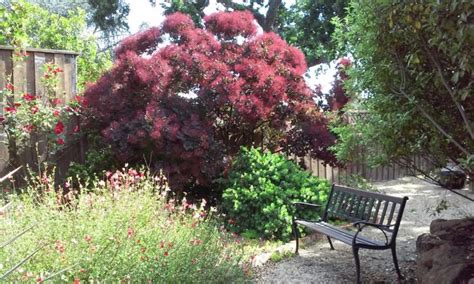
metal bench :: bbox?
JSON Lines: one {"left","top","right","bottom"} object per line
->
{"left": 292, "top": 184, "right": 409, "bottom": 283}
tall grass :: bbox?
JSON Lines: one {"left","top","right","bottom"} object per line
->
{"left": 0, "top": 167, "right": 245, "bottom": 282}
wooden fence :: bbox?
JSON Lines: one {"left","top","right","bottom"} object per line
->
{"left": 0, "top": 46, "right": 79, "bottom": 174}
{"left": 295, "top": 155, "right": 432, "bottom": 185}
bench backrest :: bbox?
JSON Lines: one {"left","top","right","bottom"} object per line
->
{"left": 323, "top": 185, "right": 408, "bottom": 236}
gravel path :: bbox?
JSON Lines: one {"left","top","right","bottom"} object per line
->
{"left": 254, "top": 177, "right": 474, "bottom": 283}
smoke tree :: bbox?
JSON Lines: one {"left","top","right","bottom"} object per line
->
{"left": 85, "top": 11, "right": 337, "bottom": 190}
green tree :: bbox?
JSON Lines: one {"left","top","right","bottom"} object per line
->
{"left": 0, "top": 0, "right": 111, "bottom": 89}
{"left": 331, "top": 1, "right": 473, "bottom": 187}
{"left": 277, "top": 0, "right": 348, "bottom": 65}
{"left": 9, "top": 0, "right": 130, "bottom": 38}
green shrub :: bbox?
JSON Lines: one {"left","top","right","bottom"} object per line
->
{"left": 0, "top": 167, "right": 245, "bottom": 282}
{"left": 222, "top": 147, "right": 330, "bottom": 241}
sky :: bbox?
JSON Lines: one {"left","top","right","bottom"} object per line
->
{"left": 125, "top": 0, "right": 337, "bottom": 93}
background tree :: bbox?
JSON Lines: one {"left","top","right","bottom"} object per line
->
{"left": 331, "top": 1, "right": 473, "bottom": 189}
{"left": 85, "top": 11, "right": 337, "bottom": 191}
{"left": 6, "top": 0, "right": 131, "bottom": 38}
{"left": 276, "top": 0, "right": 348, "bottom": 65}
{"left": 0, "top": 0, "right": 111, "bottom": 89}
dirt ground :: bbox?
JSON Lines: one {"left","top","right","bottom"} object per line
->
{"left": 254, "top": 177, "right": 474, "bottom": 283}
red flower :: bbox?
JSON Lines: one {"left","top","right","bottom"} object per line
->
{"left": 84, "top": 235, "right": 92, "bottom": 243}
{"left": 54, "top": 121, "right": 64, "bottom": 134}
{"left": 73, "top": 279, "right": 80, "bottom": 284}
{"left": 31, "top": 106, "right": 39, "bottom": 114}
{"left": 55, "top": 67, "right": 63, "bottom": 73}
{"left": 339, "top": 57, "right": 352, "bottom": 67}
{"left": 57, "top": 138, "right": 65, "bottom": 145}
{"left": 6, "top": 83, "right": 13, "bottom": 91}
{"left": 36, "top": 276, "right": 44, "bottom": 283}
{"left": 24, "top": 125, "right": 35, "bottom": 133}
{"left": 55, "top": 240, "right": 65, "bottom": 253}
{"left": 164, "top": 251, "right": 169, "bottom": 257}
{"left": 5, "top": 107, "right": 16, "bottom": 113}
{"left": 53, "top": 110, "right": 60, "bottom": 117}
{"left": 23, "top": 93, "right": 36, "bottom": 101}
{"left": 0, "top": 116, "right": 4, "bottom": 123}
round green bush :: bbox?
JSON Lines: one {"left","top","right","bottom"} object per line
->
{"left": 222, "top": 147, "right": 330, "bottom": 241}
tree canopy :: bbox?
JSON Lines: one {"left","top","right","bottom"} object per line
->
{"left": 331, "top": 1, "right": 473, "bottom": 182}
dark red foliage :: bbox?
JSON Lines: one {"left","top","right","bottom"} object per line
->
{"left": 322, "top": 57, "right": 352, "bottom": 112}
{"left": 85, "top": 11, "right": 338, "bottom": 190}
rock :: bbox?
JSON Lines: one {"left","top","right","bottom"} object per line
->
{"left": 252, "top": 252, "right": 272, "bottom": 267}
{"left": 416, "top": 218, "right": 474, "bottom": 284}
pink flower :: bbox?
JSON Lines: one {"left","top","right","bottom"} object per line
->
{"left": 31, "top": 106, "right": 39, "bottom": 114}
{"left": 6, "top": 83, "right": 14, "bottom": 91}
{"left": 53, "top": 110, "right": 60, "bottom": 117}
{"left": 127, "top": 227, "right": 135, "bottom": 238}
{"left": 84, "top": 235, "right": 92, "bottom": 243}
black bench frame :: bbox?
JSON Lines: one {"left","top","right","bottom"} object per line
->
{"left": 292, "top": 184, "right": 408, "bottom": 283}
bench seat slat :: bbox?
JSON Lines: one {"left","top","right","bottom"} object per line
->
{"left": 295, "top": 220, "right": 385, "bottom": 247}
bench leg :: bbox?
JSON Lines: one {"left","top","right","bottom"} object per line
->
{"left": 352, "top": 247, "right": 361, "bottom": 284}
{"left": 327, "top": 236, "right": 335, "bottom": 250}
{"left": 292, "top": 220, "right": 299, "bottom": 254}
{"left": 391, "top": 244, "right": 403, "bottom": 280}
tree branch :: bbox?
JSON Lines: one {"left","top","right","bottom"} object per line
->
{"left": 392, "top": 53, "right": 471, "bottom": 157}
{"left": 263, "top": 0, "right": 282, "bottom": 32}
{"left": 421, "top": 37, "right": 474, "bottom": 140}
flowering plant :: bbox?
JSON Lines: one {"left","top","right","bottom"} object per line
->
{"left": 1, "top": 63, "right": 86, "bottom": 160}
{"left": 0, "top": 167, "right": 245, "bottom": 282}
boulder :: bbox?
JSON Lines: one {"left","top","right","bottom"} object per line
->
{"left": 416, "top": 218, "right": 474, "bottom": 283}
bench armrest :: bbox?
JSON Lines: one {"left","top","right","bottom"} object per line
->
{"left": 352, "top": 221, "right": 394, "bottom": 230}
{"left": 352, "top": 221, "right": 392, "bottom": 246}
{"left": 292, "top": 202, "right": 322, "bottom": 209}
{"left": 292, "top": 202, "right": 323, "bottom": 222}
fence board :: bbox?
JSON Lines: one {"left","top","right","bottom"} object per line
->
{"left": 13, "top": 57, "right": 27, "bottom": 96}
{"left": 34, "top": 52, "right": 46, "bottom": 99}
